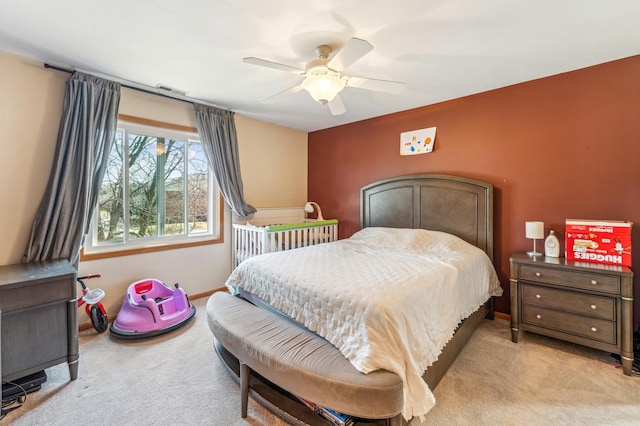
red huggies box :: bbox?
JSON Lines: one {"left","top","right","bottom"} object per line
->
{"left": 565, "top": 219, "right": 633, "bottom": 266}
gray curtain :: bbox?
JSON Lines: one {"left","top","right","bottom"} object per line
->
{"left": 23, "top": 72, "right": 121, "bottom": 267}
{"left": 193, "top": 103, "right": 256, "bottom": 218}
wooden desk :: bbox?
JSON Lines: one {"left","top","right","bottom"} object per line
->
{"left": 0, "top": 260, "right": 78, "bottom": 382}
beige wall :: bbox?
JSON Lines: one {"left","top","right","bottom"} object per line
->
{"left": 236, "top": 115, "right": 307, "bottom": 208}
{"left": 0, "top": 52, "right": 308, "bottom": 327}
{"left": 0, "top": 53, "right": 67, "bottom": 265}
{"left": 119, "top": 87, "right": 198, "bottom": 126}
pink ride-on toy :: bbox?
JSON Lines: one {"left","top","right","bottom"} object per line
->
{"left": 110, "top": 278, "right": 196, "bottom": 339}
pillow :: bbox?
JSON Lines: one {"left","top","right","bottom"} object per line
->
{"left": 349, "top": 227, "right": 472, "bottom": 256}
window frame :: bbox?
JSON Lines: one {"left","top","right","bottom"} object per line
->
{"left": 81, "top": 114, "right": 223, "bottom": 261}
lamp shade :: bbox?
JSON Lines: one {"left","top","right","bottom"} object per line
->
{"left": 525, "top": 221, "right": 544, "bottom": 239}
{"left": 301, "top": 74, "right": 345, "bottom": 104}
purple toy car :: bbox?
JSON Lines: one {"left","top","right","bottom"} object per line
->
{"left": 110, "top": 278, "right": 196, "bottom": 338}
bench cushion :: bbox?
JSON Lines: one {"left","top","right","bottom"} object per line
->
{"left": 207, "top": 291, "right": 404, "bottom": 419}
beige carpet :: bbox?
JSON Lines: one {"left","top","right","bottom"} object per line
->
{"left": 3, "top": 297, "right": 639, "bottom": 425}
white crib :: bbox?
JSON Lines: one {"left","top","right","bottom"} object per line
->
{"left": 232, "top": 219, "right": 339, "bottom": 267}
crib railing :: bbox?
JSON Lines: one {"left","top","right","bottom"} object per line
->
{"left": 232, "top": 220, "right": 339, "bottom": 267}
{"left": 232, "top": 223, "right": 268, "bottom": 266}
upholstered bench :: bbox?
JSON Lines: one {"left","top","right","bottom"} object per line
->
{"left": 206, "top": 291, "right": 404, "bottom": 425}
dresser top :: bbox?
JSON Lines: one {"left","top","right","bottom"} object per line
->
{"left": 0, "top": 259, "right": 76, "bottom": 287}
{"left": 510, "top": 252, "right": 633, "bottom": 276}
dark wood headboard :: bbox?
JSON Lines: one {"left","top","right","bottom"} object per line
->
{"left": 360, "top": 174, "right": 494, "bottom": 261}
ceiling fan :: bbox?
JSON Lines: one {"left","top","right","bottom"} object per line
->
{"left": 243, "top": 37, "right": 405, "bottom": 115}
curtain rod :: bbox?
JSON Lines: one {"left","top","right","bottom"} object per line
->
{"left": 43, "top": 63, "right": 228, "bottom": 111}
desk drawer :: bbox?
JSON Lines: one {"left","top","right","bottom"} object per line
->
{"left": 521, "top": 284, "right": 615, "bottom": 321}
{"left": 519, "top": 265, "right": 620, "bottom": 294}
{"left": 522, "top": 305, "right": 616, "bottom": 345}
{"left": 0, "top": 278, "right": 73, "bottom": 312}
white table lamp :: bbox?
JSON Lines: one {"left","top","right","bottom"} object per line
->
{"left": 526, "top": 221, "right": 544, "bottom": 257}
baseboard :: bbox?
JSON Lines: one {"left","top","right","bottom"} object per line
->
{"left": 190, "top": 287, "right": 227, "bottom": 300}
{"left": 493, "top": 311, "right": 510, "bottom": 321}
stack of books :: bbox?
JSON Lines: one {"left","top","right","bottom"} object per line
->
{"left": 295, "top": 396, "right": 355, "bottom": 426}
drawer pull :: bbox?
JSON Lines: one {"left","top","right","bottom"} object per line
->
{"left": 536, "top": 294, "right": 541, "bottom": 299}
{"left": 536, "top": 314, "right": 542, "bottom": 319}
{"left": 590, "top": 280, "right": 597, "bottom": 285}
{"left": 535, "top": 272, "right": 541, "bottom": 277}
{"left": 591, "top": 327, "right": 597, "bottom": 332}
{"left": 590, "top": 304, "right": 597, "bottom": 310}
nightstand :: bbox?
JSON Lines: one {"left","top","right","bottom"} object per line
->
{"left": 509, "top": 253, "right": 634, "bottom": 375}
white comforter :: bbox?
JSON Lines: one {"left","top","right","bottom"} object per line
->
{"left": 226, "top": 227, "right": 503, "bottom": 420}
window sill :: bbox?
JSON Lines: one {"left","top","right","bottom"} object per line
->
{"left": 81, "top": 234, "right": 223, "bottom": 261}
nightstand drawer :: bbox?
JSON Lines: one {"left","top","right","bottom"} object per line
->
{"left": 521, "top": 284, "right": 615, "bottom": 320}
{"left": 519, "top": 265, "right": 620, "bottom": 294}
{"left": 522, "top": 305, "right": 616, "bottom": 345}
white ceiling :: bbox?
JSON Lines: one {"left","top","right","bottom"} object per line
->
{"left": 1, "top": 0, "right": 639, "bottom": 132}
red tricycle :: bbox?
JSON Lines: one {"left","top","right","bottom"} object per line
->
{"left": 77, "top": 274, "right": 109, "bottom": 333}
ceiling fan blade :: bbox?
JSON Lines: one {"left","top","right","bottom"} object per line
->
{"left": 327, "top": 37, "right": 373, "bottom": 72}
{"left": 347, "top": 76, "right": 405, "bottom": 94}
{"left": 261, "top": 84, "right": 304, "bottom": 104}
{"left": 327, "top": 94, "right": 346, "bottom": 115}
{"left": 243, "top": 57, "right": 305, "bottom": 74}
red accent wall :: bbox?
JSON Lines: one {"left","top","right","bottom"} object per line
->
{"left": 308, "top": 55, "right": 640, "bottom": 320}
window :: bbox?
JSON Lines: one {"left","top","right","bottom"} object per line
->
{"left": 82, "top": 115, "right": 221, "bottom": 259}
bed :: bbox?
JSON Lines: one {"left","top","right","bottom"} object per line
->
{"left": 232, "top": 220, "right": 339, "bottom": 267}
{"left": 214, "top": 174, "right": 502, "bottom": 424}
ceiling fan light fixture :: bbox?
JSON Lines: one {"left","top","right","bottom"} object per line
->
{"left": 244, "top": 37, "right": 404, "bottom": 114}
{"left": 301, "top": 73, "right": 345, "bottom": 105}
